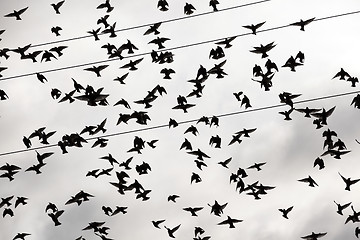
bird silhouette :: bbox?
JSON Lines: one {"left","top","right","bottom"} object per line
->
{"left": 0, "top": 195, "right": 14, "bottom": 208}
{"left": 298, "top": 175, "right": 318, "bottom": 187}
{"left": 164, "top": 224, "right": 181, "bottom": 238}
{"left": 243, "top": 21, "right": 266, "bottom": 34}
{"left": 218, "top": 215, "right": 243, "bottom": 228}
{"left": 97, "top": 0, "right": 114, "bottom": 12}
{"left": 313, "top": 157, "right": 325, "bottom": 170}
{"left": 311, "top": 106, "right": 336, "bottom": 125}
{"left": 111, "top": 206, "right": 127, "bottom": 215}
{"left": 51, "top": 26, "right": 62, "bottom": 36}
{"left": 332, "top": 68, "right": 351, "bottom": 80}
{"left": 184, "top": 3, "right": 196, "bottom": 15}
{"left": 160, "top": 68, "right": 175, "bottom": 79}
{"left": 87, "top": 28, "right": 101, "bottom": 41}
{"left": 191, "top": 172, "right": 202, "bottom": 184}
{"left": 250, "top": 42, "right": 276, "bottom": 58}
{"left": 209, "top": 0, "right": 219, "bottom": 11}
{"left": 13, "top": 233, "right": 31, "bottom": 240}
{"left": 48, "top": 210, "right": 64, "bottom": 226}
{"left": 14, "top": 196, "right": 28, "bottom": 208}
{"left": 279, "top": 206, "right": 293, "bottom": 219}
{"left": 152, "top": 219, "right": 165, "bottom": 228}
{"left": 247, "top": 162, "right": 266, "bottom": 171}
{"left": 218, "top": 157, "right": 232, "bottom": 168}
{"left": 282, "top": 56, "right": 303, "bottom": 72}
{"left": 144, "top": 22, "right": 162, "bottom": 35}
{"left": 334, "top": 201, "right": 351, "bottom": 215}
{"left": 0, "top": 89, "right": 9, "bottom": 100}
{"left": 41, "top": 51, "right": 57, "bottom": 62}
{"left": 4, "top": 7, "right": 29, "bottom": 20}
{"left": 183, "top": 207, "right": 204, "bottom": 216}
{"left": 208, "top": 200, "right": 227, "bottom": 216}
{"left": 120, "top": 58, "right": 143, "bottom": 71}
{"left": 3, "top": 208, "right": 14, "bottom": 217}
{"left": 84, "top": 65, "right": 109, "bottom": 77}
{"left": 168, "top": 194, "right": 180, "bottom": 203}
{"left": 51, "top": 1, "right": 65, "bottom": 14}
{"left": 149, "top": 37, "right": 170, "bottom": 49}
{"left": 338, "top": 172, "right": 360, "bottom": 191}
{"left": 290, "top": 17, "right": 316, "bottom": 31}
{"left": 301, "top": 232, "right": 327, "bottom": 240}
{"left": 49, "top": 46, "right": 67, "bottom": 57}
{"left": 102, "top": 22, "right": 117, "bottom": 38}
{"left": 157, "top": 0, "right": 169, "bottom": 11}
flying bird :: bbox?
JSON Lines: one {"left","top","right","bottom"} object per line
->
{"left": 250, "top": 42, "right": 276, "bottom": 58}
{"left": 164, "top": 224, "right": 181, "bottom": 238}
{"left": 278, "top": 206, "right": 293, "bottom": 219}
{"left": 290, "top": 17, "right": 316, "bottom": 31}
{"left": 120, "top": 58, "right": 143, "bottom": 71}
{"left": 51, "top": 1, "right": 65, "bottom": 14}
{"left": 184, "top": 3, "right": 196, "bottom": 15}
{"left": 152, "top": 219, "right": 165, "bottom": 228}
{"left": 157, "top": 0, "right": 169, "bottom": 11}
{"left": 4, "top": 7, "right": 29, "bottom": 20}
{"left": 243, "top": 21, "right": 266, "bottom": 34}
{"left": 217, "top": 215, "right": 243, "bottom": 228}
{"left": 333, "top": 201, "right": 351, "bottom": 215}
{"left": 298, "top": 175, "right": 318, "bottom": 187}
{"left": 84, "top": 65, "right": 109, "bottom": 77}
{"left": 51, "top": 26, "right": 62, "bottom": 36}
{"left": 97, "top": 0, "right": 114, "bottom": 12}
{"left": 144, "top": 22, "right": 162, "bottom": 35}
{"left": 13, "top": 233, "right": 31, "bottom": 240}
{"left": 301, "top": 232, "right": 327, "bottom": 240}
{"left": 148, "top": 37, "right": 170, "bottom": 49}
{"left": 338, "top": 172, "right": 360, "bottom": 191}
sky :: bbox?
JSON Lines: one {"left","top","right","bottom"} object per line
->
{"left": 0, "top": 0, "right": 360, "bottom": 239}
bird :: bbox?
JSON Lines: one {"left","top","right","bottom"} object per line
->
{"left": 356, "top": 226, "right": 360, "bottom": 238}
{"left": 49, "top": 46, "right": 67, "bottom": 57}
{"left": 338, "top": 172, "right": 360, "bottom": 191}
{"left": 191, "top": 172, "right": 202, "bottom": 184}
{"left": 243, "top": 21, "right": 266, "bottom": 34}
{"left": 209, "top": 0, "right": 219, "bottom": 11}
{"left": 14, "top": 197, "right": 28, "bottom": 208}
{"left": 157, "top": 0, "right": 169, "bottom": 11}
{"left": 183, "top": 207, "right": 204, "bottom": 216}
{"left": 180, "top": 138, "right": 192, "bottom": 151}
{"left": 97, "top": 0, "right": 114, "bottom": 12}
{"left": 247, "top": 162, "right": 266, "bottom": 171}
{"left": 100, "top": 153, "right": 118, "bottom": 166}
{"left": 347, "top": 76, "right": 359, "bottom": 87}
{"left": 311, "top": 106, "right": 336, "bottom": 125}
{"left": 333, "top": 201, "right": 351, "bottom": 215}
{"left": 298, "top": 175, "right": 318, "bottom": 187}
{"left": 111, "top": 206, "right": 127, "bottom": 216}
{"left": 332, "top": 68, "right": 351, "bottom": 80}
{"left": 102, "top": 22, "right": 117, "bottom": 38}
{"left": 120, "top": 58, "right": 143, "bottom": 71}
{"left": 0, "top": 89, "right": 9, "bottom": 100}
{"left": 148, "top": 37, "right": 170, "bottom": 49}
{"left": 218, "top": 157, "right": 232, "bottom": 168}
{"left": 51, "top": 26, "right": 62, "bottom": 36}
{"left": 13, "top": 232, "right": 31, "bottom": 240}
{"left": 41, "top": 51, "right": 57, "bottom": 62}
{"left": 208, "top": 200, "right": 227, "bottom": 216}
{"left": 164, "top": 224, "right": 181, "bottom": 238}
{"left": 301, "top": 232, "right": 327, "bottom": 240}
{"left": 84, "top": 65, "right": 109, "bottom": 77}
{"left": 279, "top": 107, "right": 294, "bottom": 121}
{"left": 290, "top": 17, "right": 316, "bottom": 31}
{"left": 282, "top": 56, "right": 303, "bottom": 72}
{"left": 144, "top": 22, "right": 162, "bottom": 35}
{"left": 25, "top": 163, "right": 46, "bottom": 174}
{"left": 194, "top": 160, "right": 207, "bottom": 170}
{"left": 87, "top": 28, "right": 101, "bottom": 41}
{"left": 168, "top": 194, "right": 180, "bottom": 203}
{"left": 209, "top": 135, "right": 221, "bottom": 148}
{"left": 313, "top": 157, "right": 325, "bottom": 170}
{"left": 0, "top": 195, "right": 14, "bottom": 208}
{"left": 184, "top": 3, "right": 196, "bottom": 15}
{"left": 278, "top": 206, "right": 293, "bottom": 219}
{"left": 152, "top": 219, "right": 165, "bottom": 229}
{"left": 169, "top": 118, "right": 178, "bottom": 128}
{"left": 187, "top": 148, "right": 210, "bottom": 160}
{"left": 241, "top": 95, "right": 252, "bottom": 109}
{"left": 51, "top": 1, "right": 65, "bottom": 14}
{"left": 160, "top": 68, "right": 175, "bottom": 79}
{"left": 250, "top": 42, "right": 276, "bottom": 58}
{"left": 218, "top": 216, "right": 243, "bottom": 228}
{"left": 4, "top": 7, "right": 29, "bottom": 20}
{"left": 295, "top": 107, "right": 321, "bottom": 118}
{"left": 3, "top": 208, "right": 14, "bottom": 217}
{"left": 48, "top": 210, "right": 64, "bottom": 226}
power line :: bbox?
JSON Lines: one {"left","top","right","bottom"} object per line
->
{"left": 29, "top": 0, "right": 272, "bottom": 49}
{"left": 1, "top": 9, "right": 359, "bottom": 82}
{"left": 0, "top": 90, "right": 358, "bottom": 158}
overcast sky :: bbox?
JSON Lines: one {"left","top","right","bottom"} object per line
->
{"left": 0, "top": 0, "right": 360, "bottom": 240}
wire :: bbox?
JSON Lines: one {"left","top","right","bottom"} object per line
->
{"left": 1, "top": 9, "right": 359, "bottom": 82}
{"left": 0, "top": 90, "right": 358, "bottom": 158}
{"left": 29, "top": 0, "right": 272, "bottom": 49}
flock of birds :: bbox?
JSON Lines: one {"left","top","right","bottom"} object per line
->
{"left": 0, "top": 0, "right": 360, "bottom": 240}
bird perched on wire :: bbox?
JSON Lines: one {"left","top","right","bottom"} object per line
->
{"left": 4, "top": 7, "right": 29, "bottom": 20}
{"left": 209, "top": 0, "right": 219, "bottom": 11}
{"left": 184, "top": 3, "right": 196, "bottom": 15}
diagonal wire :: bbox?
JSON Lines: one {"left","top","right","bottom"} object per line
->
{"left": 0, "top": 90, "right": 358, "bottom": 158}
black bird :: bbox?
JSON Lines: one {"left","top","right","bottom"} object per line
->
{"left": 49, "top": 46, "right": 67, "bottom": 57}
{"left": 100, "top": 153, "right": 118, "bottom": 166}
{"left": 183, "top": 207, "right": 203, "bottom": 216}
{"left": 243, "top": 21, "right": 266, "bottom": 35}
{"left": 194, "top": 160, "right": 207, "bottom": 170}
{"left": 51, "top": 1, "right": 65, "bottom": 14}
{"left": 14, "top": 196, "right": 28, "bottom": 208}
{"left": 218, "top": 157, "right": 232, "bottom": 168}
{"left": 180, "top": 138, "right": 192, "bottom": 151}
{"left": 247, "top": 162, "right": 266, "bottom": 171}
{"left": 164, "top": 224, "right": 181, "bottom": 238}
{"left": 208, "top": 200, "right": 227, "bottom": 216}
{"left": 152, "top": 219, "right": 165, "bottom": 228}
{"left": 191, "top": 172, "right": 202, "bottom": 184}
{"left": 0, "top": 89, "right": 9, "bottom": 100}
{"left": 157, "top": 0, "right": 169, "bottom": 11}
{"left": 356, "top": 226, "right": 360, "bottom": 238}
{"left": 301, "top": 232, "right": 327, "bottom": 240}
{"left": 144, "top": 22, "right": 162, "bottom": 35}
{"left": 149, "top": 37, "right": 170, "bottom": 49}
{"left": 295, "top": 107, "right": 321, "bottom": 118}
{"left": 112, "top": 206, "right": 128, "bottom": 216}
{"left": 3, "top": 208, "right": 14, "bottom": 217}
{"left": 333, "top": 201, "right": 351, "bottom": 215}
{"left": 41, "top": 51, "right": 57, "bottom": 62}
{"left": 250, "top": 42, "right": 276, "bottom": 58}
{"left": 290, "top": 17, "right": 316, "bottom": 31}
{"left": 338, "top": 172, "right": 360, "bottom": 191}
{"left": 278, "top": 206, "right": 293, "bottom": 219}
{"left": 45, "top": 202, "right": 58, "bottom": 213}
{"left": 51, "top": 26, "right": 62, "bottom": 36}
{"left": 241, "top": 95, "right": 252, "bottom": 109}
{"left": 84, "top": 65, "right": 109, "bottom": 77}
{"left": 0, "top": 195, "right": 14, "bottom": 208}
{"left": 160, "top": 68, "right": 175, "bottom": 79}
{"left": 311, "top": 106, "right": 336, "bottom": 125}
{"left": 102, "top": 22, "right": 117, "bottom": 38}
{"left": 13, "top": 233, "right": 31, "bottom": 240}
{"left": 184, "top": 3, "right": 196, "bottom": 15}
{"left": 209, "top": 135, "right": 221, "bottom": 148}
{"left": 188, "top": 148, "right": 210, "bottom": 160}
{"left": 321, "top": 149, "right": 350, "bottom": 159}
{"left": 168, "top": 194, "right": 180, "bottom": 203}
{"left": 97, "top": 0, "right": 114, "bottom": 13}
{"left": 120, "top": 58, "right": 143, "bottom": 71}
{"left": 282, "top": 56, "right": 303, "bottom": 72}
{"left": 4, "top": 7, "right": 29, "bottom": 20}
{"left": 36, "top": 73, "right": 47, "bottom": 83}
{"left": 114, "top": 98, "right": 130, "bottom": 108}
{"left": 347, "top": 76, "right": 359, "bottom": 87}
{"left": 209, "top": 0, "right": 219, "bottom": 11}
{"left": 119, "top": 39, "right": 138, "bottom": 54}
{"left": 332, "top": 68, "right": 351, "bottom": 80}
{"left": 48, "top": 210, "right": 64, "bottom": 226}
{"left": 298, "top": 175, "right": 318, "bottom": 187}
{"left": 114, "top": 73, "right": 129, "bottom": 84}
{"left": 218, "top": 216, "right": 243, "bottom": 228}
{"left": 92, "top": 138, "right": 108, "bottom": 148}
{"left": 22, "top": 50, "right": 42, "bottom": 62}
{"left": 313, "top": 157, "right": 325, "bottom": 170}
{"left": 279, "top": 107, "right": 294, "bottom": 121}
{"left": 169, "top": 118, "right": 178, "bottom": 128}
{"left": 87, "top": 28, "right": 101, "bottom": 41}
